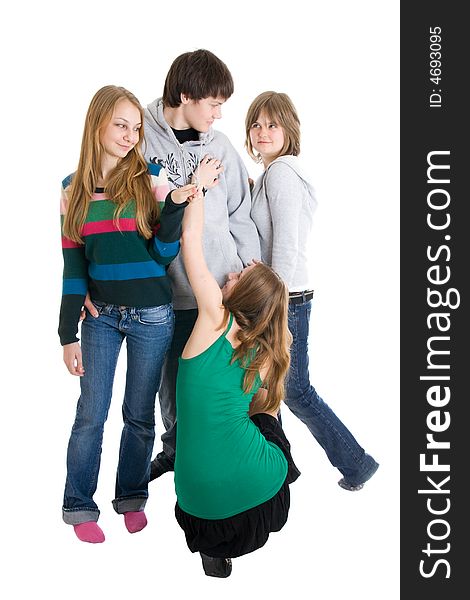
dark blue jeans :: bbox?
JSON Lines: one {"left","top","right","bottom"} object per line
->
{"left": 156, "top": 309, "right": 198, "bottom": 460}
{"left": 285, "top": 299, "right": 378, "bottom": 486}
{"left": 62, "top": 301, "right": 174, "bottom": 525}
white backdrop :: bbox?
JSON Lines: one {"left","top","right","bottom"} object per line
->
{"left": 1, "top": 1, "right": 399, "bottom": 598}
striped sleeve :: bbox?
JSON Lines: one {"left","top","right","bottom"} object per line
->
{"left": 58, "top": 180, "right": 89, "bottom": 345}
{"left": 147, "top": 164, "right": 187, "bottom": 265}
{"left": 148, "top": 161, "right": 170, "bottom": 202}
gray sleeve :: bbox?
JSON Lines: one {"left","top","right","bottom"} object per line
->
{"left": 223, "top": 144, "right": 261, "bottom": 265}
{"left": 264, "top": 163, "right": 305, "bottom": 287}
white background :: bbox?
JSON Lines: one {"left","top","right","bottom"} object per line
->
{"left": 1, "top": 1, "right": 399, "bottom": 598}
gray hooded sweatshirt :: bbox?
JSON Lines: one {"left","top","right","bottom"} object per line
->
{"left": 250, "top": 155, "right": 317, "bottom": 292}
{"left": 144, "top": 98, "right": 261, "bottom": 309}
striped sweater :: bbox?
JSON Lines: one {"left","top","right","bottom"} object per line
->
{"left": 59, "top": 162, "right": 185, "bottom": 346}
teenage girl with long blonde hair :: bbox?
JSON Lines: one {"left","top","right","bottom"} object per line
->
{"left": 59, "top": 85, "right": 214, "bottom": 543}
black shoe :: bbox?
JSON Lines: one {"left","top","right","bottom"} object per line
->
{"left": 149, "top": 452, "right": 175, "bottom": 482}
{"left": 200, "top": 553, "right": 232, "bottom": 578}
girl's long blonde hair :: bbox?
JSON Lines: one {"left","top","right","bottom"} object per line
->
{"left": 62, "top": 85, "right": 158, "bottom": 243}
{"left": 223, "top": 263, "right": 292, "bottom": 413}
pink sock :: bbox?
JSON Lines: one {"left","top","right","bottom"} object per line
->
{"left": 124, "top": 511, "right": 147, "bottom": 533}
{"left": 73, "top": 521, "right": 105, "bottom": 543}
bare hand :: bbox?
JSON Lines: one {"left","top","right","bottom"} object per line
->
{"left": 80, "top": 292, "right": 98, "bottom": 321}
{"left": 193, "top": 154, "right": 224, "bottom": 190}
{"left": 63, "top": 342, "right": 85, "bottom": 376}
{"left": 171, "top": 184, "right": 202, "bottom": 205}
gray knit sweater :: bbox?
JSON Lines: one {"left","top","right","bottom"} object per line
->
{"left": 250, "top": 155, "right": 317, "bottom": 291}
{"left": 144, "top": 98, "right": 261, "bottom": 309}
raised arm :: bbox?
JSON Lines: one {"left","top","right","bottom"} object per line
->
{"left": 180, "top": 193, "right": 223, "bottom": 323}
{"left": 151, "top": 185, "right": 194, "bottom": 266}
{"left": 147, "top": 162, "right": 187, "bottom": 266}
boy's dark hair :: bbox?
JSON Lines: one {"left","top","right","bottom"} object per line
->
{"left": 162, "top": 49, "right": 234, "bottom": 107}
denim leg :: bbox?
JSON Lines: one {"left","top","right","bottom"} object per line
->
{"left": 62, "top": 308, "right": 123, "bottom": 525}
{"left": 112, "top": 304, "right": 174, "bottom": 513}
{"left": 156, "top": 308, "right": 198, "bottom": 460}
{"left": 285, "top": 300, "right": 378, "bottom": 486}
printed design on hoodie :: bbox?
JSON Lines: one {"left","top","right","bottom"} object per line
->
{"left": 150, "top": 152, "right": 200, "bottom": 189}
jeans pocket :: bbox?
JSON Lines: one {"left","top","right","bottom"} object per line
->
{"left": 89, "top": 300, "right": 105, "bottom": 315}
{"left": 137, "top": 304, "right": 173, "bottom": 326}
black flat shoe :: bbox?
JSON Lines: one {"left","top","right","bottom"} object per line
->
{"left": 200, "top": 553, "right": 232, "bottom": 578}
{"left": 149, "top": 453, "right": 175, "bottom": 482}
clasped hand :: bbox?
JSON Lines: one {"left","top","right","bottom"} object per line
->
{"left": 170, "top": 183, "right": 202, "bottom": 204}
{"left": 170, "top": 155, "right": 223, "bottom": 204}
{"left": 192, "top": 154, "right": 224, "bottom": 190}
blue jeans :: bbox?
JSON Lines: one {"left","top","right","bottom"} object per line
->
{"left": 62, "top": 301, "right": 174, "bottom": 525}
{"left": 156, "top": 308, "right": 198, "bottom": 461}
{"left": 285, "top": 299, "right": 378, "bottom": 486}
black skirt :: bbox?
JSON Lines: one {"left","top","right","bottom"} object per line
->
{"left": 174, "top": 413, "right": 301, "bottom": 559}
